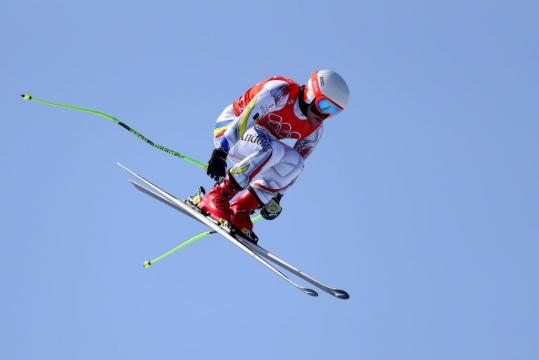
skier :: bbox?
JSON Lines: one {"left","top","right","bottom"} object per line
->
{"left": 197, "top": 70, "right": 350, "bottom": 242}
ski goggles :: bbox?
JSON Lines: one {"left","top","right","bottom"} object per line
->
{"left": 314, "top": 97, "right": 343, "bottom": 117}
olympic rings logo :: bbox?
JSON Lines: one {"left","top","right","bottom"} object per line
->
{"left": 266, "top": 114, "right": 302, "bottom": 139}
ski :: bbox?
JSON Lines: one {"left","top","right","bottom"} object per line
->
{"left": 236, "top": 238, "right": 350, "bottom": 299}
{"left": 128, "top": 179, "right": 201, "bottom": 224}
{"left": 123, "top": 164, "right": 350, "bottom": 299}
{"left": 117, "top": 162, "right": 318, "bottom": 297}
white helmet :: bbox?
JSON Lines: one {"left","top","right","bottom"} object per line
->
{"left": 303, "top": 69, "right": 349, "bottom": 117}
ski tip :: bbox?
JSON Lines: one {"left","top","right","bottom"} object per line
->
{"left": 21, "top": 93, "right": 32, "bottom": 101}
{"left": 117, "top": 162, "right": 134, "bottom": 175}
{"left": 304, "top": 288, "right": 319, "bottom": 297}
{"left": 333, "top": 289, "right": 350, "bottom": 300}
{"left": 143, "top": 260, "right": 152, "bottom": 268}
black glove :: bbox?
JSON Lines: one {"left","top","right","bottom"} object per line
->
{"left": 261, "top": 193, "right": 282, "bottom": 220}
{"left": 207, "top": 148, "right": 228, "bottom": 181}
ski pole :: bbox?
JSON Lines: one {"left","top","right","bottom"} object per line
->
{"left": 143, "top": 230, "right": 215, "bottom": 268}
{"left": 21, "top": 93, "right": 207, "bottom": 170}
{"left": 144, "top": 215, "right": 263, "bottom": 268}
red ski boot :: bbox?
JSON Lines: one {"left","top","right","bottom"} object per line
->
{"left": 229, "top": 188, "right": 262, "bottom": 243}
{"left": 197, "top": 177, "right": 241, "bottom": 223}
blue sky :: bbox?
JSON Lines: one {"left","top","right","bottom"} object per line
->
{"left": 2, "top": 1, "right": 538, "bottom": 359}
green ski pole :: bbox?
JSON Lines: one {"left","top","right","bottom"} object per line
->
{"left": 143, "top": 230, "right": 216, "bottom": 268}
{"left": 21, "top": 93, "right": 207, "bottom": 170}
{"left": 144, "top": 215, "right": 263, "bottom": 268}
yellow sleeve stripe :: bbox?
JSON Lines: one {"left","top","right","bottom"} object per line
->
{"left": 237, "top": 97, "right": 257, "bottom": 139}
{"left": 213, "top": 125, "right": 230, "bottom": 137}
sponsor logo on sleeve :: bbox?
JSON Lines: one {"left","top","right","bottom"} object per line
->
{"left": 269, "top": 84, "right": 290, "bottom": 108}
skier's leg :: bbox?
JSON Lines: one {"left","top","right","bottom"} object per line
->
{"left": 226, "top": 126, "right": 286, "bottom": 189}
{"left": 221, "top": 127, "right": 285, "bottom": 239}
{"left": 199, "top": 124, "right": 276, "bottom": 224}
{"left": 249, "top": 145, "right": 304, "bottom": 204}
{"left": 228, "top": 137, "right": 304, "bottom": 239}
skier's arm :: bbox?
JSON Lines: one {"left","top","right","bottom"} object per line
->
{"left": 293, "top": 126, "right": 324, "bottom": 160}
{"left": 207, "top": 82, "right": 286, "bottom": 180}
{"left": 216, "top": 88, "right": 279, "bottom": 153}
{"left": 206, "top": 148, "right": 228, "bottom": 181}
{"left": 261, "top": 193, "right": 282, "bottom": 220}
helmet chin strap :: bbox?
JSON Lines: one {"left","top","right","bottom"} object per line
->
{"left": 298, "top": 86, "right": 310, "bottom": 117}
